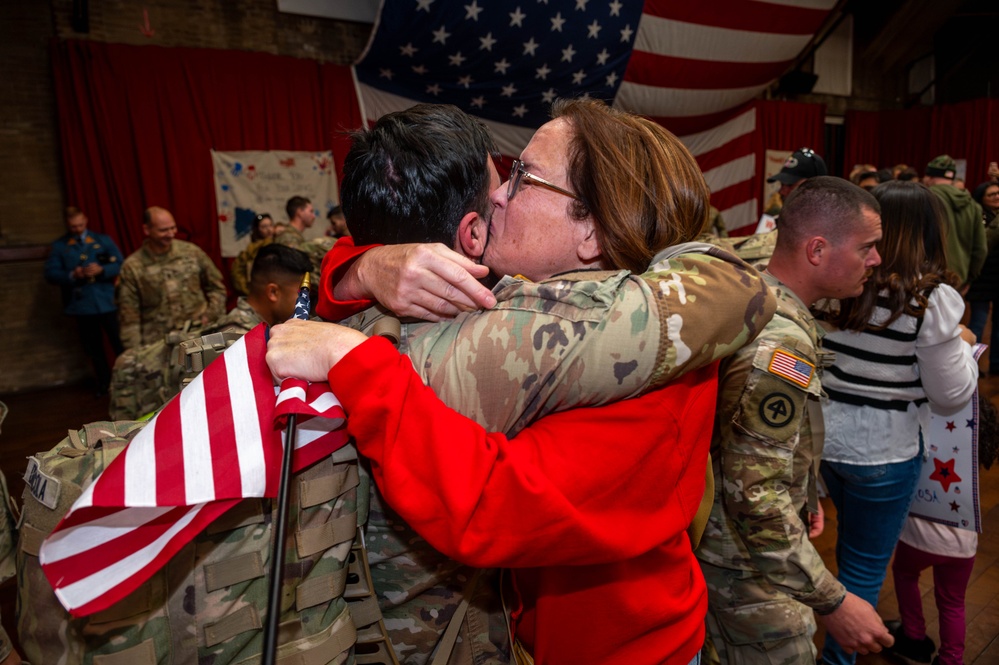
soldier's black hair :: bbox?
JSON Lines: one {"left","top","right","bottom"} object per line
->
{"left": 341, "top": 103, "right": 499, "bottom": 247}
{"left": 285, "top": 196, "right": 311, "bottom": 222}
{"left": 250, "top": 243, "right": 311, "bottom": 289}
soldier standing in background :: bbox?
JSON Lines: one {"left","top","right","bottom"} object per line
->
{"left": 697, "top": 178, "right": 892, "bottom": 664}
{"left": 109, "top": 243, "right": 312, "bottom": 420}
{"left": 273, "top": 195, "right": 316, "bottom": 249}
{"left": 274, "top": 196, "right": 329, "bottom": 299}
{"left": 44, "top": 206, "right": 125, "bottom": 395}
{"left": 116, "top": 206, "right": 227, "bottom": 349}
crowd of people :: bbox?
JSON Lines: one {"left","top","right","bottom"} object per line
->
{"left": 21, "top": 100, "right": 998, "bottom": 665}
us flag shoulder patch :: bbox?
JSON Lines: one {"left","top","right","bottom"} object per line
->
{"left": 768, "top": 349, "right": 815, "bottom": 388}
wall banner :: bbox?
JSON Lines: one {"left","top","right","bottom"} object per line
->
{"left": 212, "top": 150, "right": 338, "bottom": 258}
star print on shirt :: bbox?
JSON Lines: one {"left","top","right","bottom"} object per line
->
{"left": 966, "top": 417, "right": 976, "bottom": 429}
{"left": 950, "top": 501, "right": 961, "bottom": 512}
{"left": 945, "top": 421, "right": 956, "bottom": 431}
{"left": 929, "top": 457, "right": 962, "bottom": 493}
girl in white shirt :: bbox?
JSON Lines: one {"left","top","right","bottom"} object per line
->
{"left": 818, "top": 181, "right": 979, "bottom": 665}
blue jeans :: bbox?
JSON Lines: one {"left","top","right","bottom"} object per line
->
{"left": 968, "top": 300, "right": 998, "bottom": 370}
{"left": 819, "top": 454, "right": 923, "bottom": 665}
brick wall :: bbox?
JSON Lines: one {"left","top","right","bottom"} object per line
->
{"left": 0, "top": 0, "right": 370, "bottom": 393}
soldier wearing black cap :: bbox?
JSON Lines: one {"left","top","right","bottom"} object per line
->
{"left": 718, "top": 148, "right": 829, "bottom": 265}
{"left": 767, "top": 147, "right": 829, "bottom": 200}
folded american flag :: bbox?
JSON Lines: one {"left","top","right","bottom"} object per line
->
{"left": 39, "top": 323, "right": 348, "bottom": 617}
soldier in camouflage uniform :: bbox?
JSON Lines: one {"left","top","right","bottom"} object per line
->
{"left": 695, "top": 178, "right": 894, "bottom": 664}
{"left": 277, "top": 100, "right": 779, "bottom": 665}
{"left": 116, "top": 207, "right": 227, "bottom": 349}
{"left": 110, "top": 244, "right": 312, "bottom": 420}
{"left": 0, "top": 402, "right": 22, "bottom": 665}
{"left": 713, "top": 229, "right": 778, "bottom": 266}
{"left": 274, "top": 196, "right": 316, "bottom": 250}
{"left": 273, "top": 197, "right": 332, "bottom": 305}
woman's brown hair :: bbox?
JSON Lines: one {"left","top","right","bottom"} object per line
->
{"left": 552, "top": 98, "right": 709, "bottom": 273}
{"left": 831, "top": 180, "right": 957, "bottom": 331}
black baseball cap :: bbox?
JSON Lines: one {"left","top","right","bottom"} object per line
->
{"left": 767, "top": 148, "right": 828, "bottom": 185}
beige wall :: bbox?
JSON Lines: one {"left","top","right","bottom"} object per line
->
{"left": 0, "top": 0, "right": 369, "bottom": 392}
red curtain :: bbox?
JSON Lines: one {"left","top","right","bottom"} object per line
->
{"left": 50, "top": 39, "right": 362, "bottom": 266}
{"left": 754, "top": 99, "right": 827, "bottom": 159}
{"left": 845, "top": 99, "right": 998, "bottom": 186}
{"left": 730, "top": 99, "right": 825, "bottom": 236}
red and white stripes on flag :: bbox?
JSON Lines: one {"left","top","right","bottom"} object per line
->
{"left": 622, "top": 1, "right": 835, "bottom": 233}
{"left": 353, "top": 0, "right": 835, "bottom": 235}
{"left": 39, "top": 324, "right": 349, "bottom": 617}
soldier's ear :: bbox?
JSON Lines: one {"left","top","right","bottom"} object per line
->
{"left": 457, "top": 212, "right": 486, "bottom": 260}
{"left": 805, "top": 237, "right": 826, "bottom": 266}
{"left": 266, "top": 282, "right": 281, "bottom": 303}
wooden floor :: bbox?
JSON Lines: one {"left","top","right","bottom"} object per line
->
{"left": 1, "top": 380, "right": 998, "bottom": 662}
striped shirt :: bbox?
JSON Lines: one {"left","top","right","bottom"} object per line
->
{"left": 821, "top": 284, "right": 977, "bottom": 465}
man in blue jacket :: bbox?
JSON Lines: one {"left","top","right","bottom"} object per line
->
{"left": 44, "top": 206, "right": 125, "bottom": 395}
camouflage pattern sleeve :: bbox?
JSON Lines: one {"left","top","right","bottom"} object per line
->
{"left": 0, "top": 412, "right": 15, "bottom": 663}
{"left": 400, "top": 245, "right": 775, "bottom": 434}
{"left": 641, "top": 245, "right": 776, "bottom": 387}
{"left": 197, "top": 247, "right": 227, "bottom": 323}
{"left": 709, "top": 230, "right": 778, "bottom": 267}
{"left": 228, "top": 241, "right": 259, "bottom": 296}
{"left": 709, "top": 332, "right": 844, "bottom": 612}
{"left": 116, "top": 258, "right": 143, "bottom": 350}
{"left": 405, "top": 269, "right": 665, "bottom": 434}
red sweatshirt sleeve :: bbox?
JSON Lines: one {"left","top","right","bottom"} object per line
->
{"left": 329, "top": 336, "right": 717, "bottom": 569}
{"left": 315, "top": 236, "right": 383, "bottom": 321}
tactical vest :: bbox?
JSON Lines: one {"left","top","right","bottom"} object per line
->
{"left": 18, "top": 426, "right": 396, "bottom": 664}
{"left": 110, "top": 325, "right": 246, "bottom": 421}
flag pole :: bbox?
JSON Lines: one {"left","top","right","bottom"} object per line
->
{"left": 262, "top": 273, "right": 311, "bottom": 665}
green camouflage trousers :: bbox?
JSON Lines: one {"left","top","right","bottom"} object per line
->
{"left": 703, "top": 602, "right": 817, "bottom": 665}
{"left": 700, "top": 557, "right": 818, "bottom": 665}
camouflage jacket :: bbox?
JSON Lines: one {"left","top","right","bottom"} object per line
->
{"left": 221, "top": 296, "right": 266, "bottom": 331}
{"left": 273, "top": 226, "right": 306, "bottom": 251}
{"left": 339, "top": 243, "right": 777, "bottom": 664}
{"left": 229, "top": 238, "right": 271, "bottom": 296}
{"left": 0, "top": 402, "right": 15, "bottom": 663}
{"left": 109, "top": 298, "right": 264, "bottom": 420}
{"left": 117, "top": 239, "right": 227, "bottom": 350}
{"left": 273, "top": 228, "right": 333, "bottom": 307}
{"left": 696, "top": 273, "right": 846, "bottom": 637}
{"left": 711, "top": 229, "right": 777, "bottom": 268}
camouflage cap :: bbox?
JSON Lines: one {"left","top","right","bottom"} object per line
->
{"left": 926, "top": 154, "right": 957, "bottom": 179}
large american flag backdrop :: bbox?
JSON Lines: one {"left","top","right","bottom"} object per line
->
{"left": 353, "top": 0, "right": 836, "bottom": 233}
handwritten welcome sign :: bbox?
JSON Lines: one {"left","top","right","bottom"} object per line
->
{"left": 212, "top": 150, "right": 339, "bottom": 257}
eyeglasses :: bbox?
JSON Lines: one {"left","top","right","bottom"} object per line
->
{"left": 507, "top": 159, "right": 579, "bottom": 202}
{"left": 986, "top": 191, "right": 999, "bottom": 198}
